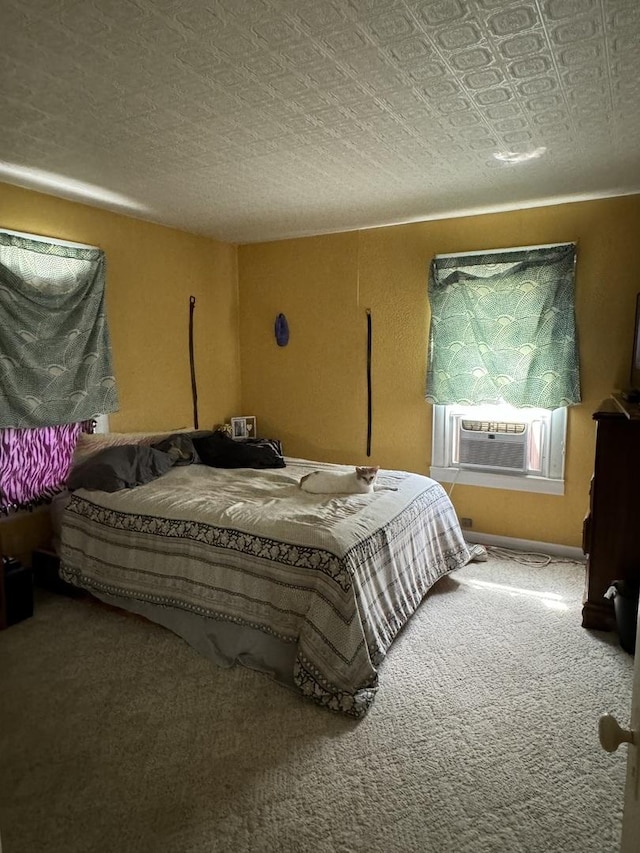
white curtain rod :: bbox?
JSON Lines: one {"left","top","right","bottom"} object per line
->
{"left": 0, "top": 227, "right": 99, "bottom": 251}
{"left": 435, "top": 241, "right": 575, "bottom": 260}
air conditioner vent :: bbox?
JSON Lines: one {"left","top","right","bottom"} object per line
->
{"left": 461, "top": 420, "right": 526, "bottom": 434}
{"left": 457, "top": 420, "right": 528, "bottom": 473}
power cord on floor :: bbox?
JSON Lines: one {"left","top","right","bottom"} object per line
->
{"left": 470, "top": 543, "right": 584, "bottom": 568}
{"left": 487, "top": 545, "right": 554, "bottom": 567}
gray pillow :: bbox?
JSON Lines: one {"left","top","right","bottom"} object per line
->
{"left": 150, "top": 431, "right": 202, "bottom": 466}
{"left": 67, "top": 445, "right": 174, "bottom": 492}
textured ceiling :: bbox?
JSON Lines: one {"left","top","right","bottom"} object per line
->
{"left": 1, "top": 0, "right": 639, "bottom": 244}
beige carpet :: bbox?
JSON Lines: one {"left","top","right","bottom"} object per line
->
{"left": 0, "top": 552, "right": 633, "bottom": 853}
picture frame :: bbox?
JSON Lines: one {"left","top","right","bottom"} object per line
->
{"left": 231, "top": 416, "right": 257, "bottom": 441}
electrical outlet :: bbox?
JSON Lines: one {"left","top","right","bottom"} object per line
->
{"left": 460, "top": 517, "right": 473, "bottom": 529}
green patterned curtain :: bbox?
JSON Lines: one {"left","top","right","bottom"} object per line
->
{"left": 425, "top": 243, "right": 580, "bottom": 409}
{"left": 0, "top": 232, "right": 119, "bottom": 428}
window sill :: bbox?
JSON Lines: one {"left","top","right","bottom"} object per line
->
{"left": 430, "top": 466, "right": 564, "bottom": 496}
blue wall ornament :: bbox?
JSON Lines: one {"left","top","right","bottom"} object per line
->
{"left": 275, "top": 313, "right": 289, "bottom": 347}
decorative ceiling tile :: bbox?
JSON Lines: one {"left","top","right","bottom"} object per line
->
{"left": 448, "top": 111, "right": 484, "bottom": 128}
{"left": 364, "top": 10, "right": 420, "bottom": 41}
{"left": 609, "top": 6, "right": 640, "bottom": 31}
{"left": 419, "top": 0, "right": 468, "bottom": 27}
{"left": 533, "top": 109, "right": 568, "bottom": 126}
{"left": 436, "top": 23, "right": 484, "bottom": 51}
{"left": 235, "top": 85, "right": 278, "bottom": 108}
{"left": 239, "top": 53, "right": 287, "bottom": 79}
{"left": 527, "top": 93, "right": 564, "bottom": 111}
{"left": 509, "top": 55, "right": 553, "bottom": 77}
{"left": 294, "top": 1, "right": 351, "bottom": 31}
{"left": 465, "top": 68, "right": 506, "bottom": 89}
{"left": 304, "top": 64, "right": 351, "bottom": 88}
{"left": 316, "top": 26, "right": 371, "bottom": 54}
{"left": 388, "top": 36, "right": 434, "bottom": 63}
{"left": 267, "top": 74, "right": 314, "bottom": 99}
{"left": 406, "top": 60, "right": 448, "bottom": 81}
{"left": 466, "top": 137, "right": 499, "bottom": 151}
{"left": 564, "top": 65, "right": 605, "bottom": 85}
{"left": 477, "top": 0, "right": 516, "bottom": 8}
{"left": 1, "top": 0, "right": 638, "bottom": 243}
{"left": 171, "top": 6, "right": 221, "bottom": 34}
{"left": 452, "top": 47, "right": 494, "bottom": 71}
{"left": 493, "top": 116, "right": 530, "bottom": 131}
{"left": 437, "top": 97, "right": 473, "bottom": 114}
{"left": 475, "top": 88, "right": 513, "bottom": 105}
{"left": 543, "top": 0, "right": 597, "bottom": 21}
{"left": 519, "top": 77, "right": 558, "bottom": 95}
{"left": 341, "top": 46, "right": 391, "bottom": 73}
{"left": 486, "top": 102, "right": 522, "bottom": 119}
{"left": 499, "top": 33, "right": 547, "bottom": 59}
{"left": 174, "top": 43, "right": 224, "bottom": 72}
{"left": 560, "top": 40, "right": 603, "bottom": 67}
{"left": 285, "top": 89, "right": 336, "bottom": 112}
{"left": 421, "top": 78, "right": 461, "bottom": 98}
{"left": 487, "top": 5, "right": 539, "bottom": 36}
{"left": 325, "top": 81, "right": 374, "bottom": 105}
{"left": 610, "top": 31, "right": 637, "bottom": 53}
{"left": 362, "top": 67, "right": 413, "bottom": 93}
{"left": 278, "top": 42, "right": 328, "bottom": 68}
{"left": 250, "top": 17, "right": 303, "bottom": 45}
{"left": 342, "top": 99, "right": 389, "bottom": 120}
{"left": 219, "top": 0, "right": 275, "bottom": 20}
{"left": 503, "top": 130, "right": 534, "bottom": 144}
{"left": 551, "top": 17, "right": 600, "bottom": 44}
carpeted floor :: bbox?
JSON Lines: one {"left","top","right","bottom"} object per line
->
{"left": 0, "top": 551, "right": 633, "bottom": 853}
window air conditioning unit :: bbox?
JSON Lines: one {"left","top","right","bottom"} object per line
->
{"left": 456, "top": 419, "right": 528, "bottom": 473}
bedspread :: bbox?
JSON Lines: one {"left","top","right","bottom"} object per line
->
{"left": 60, "top": 458, "right": 470, "bottom": 717}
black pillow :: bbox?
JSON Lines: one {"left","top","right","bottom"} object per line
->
{"left": 67, "top": 445, "right": 175, "bottom": 492}
{"left": 192, "top": 432, "right": 286, "bottom": 469}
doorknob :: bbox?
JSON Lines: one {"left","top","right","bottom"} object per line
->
{"left": 599, "top": 714, "right": 636, "bottom": 753}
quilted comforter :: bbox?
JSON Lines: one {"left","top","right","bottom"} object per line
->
{"left": 60, "top": 457, "right": 470, "bottom": 717}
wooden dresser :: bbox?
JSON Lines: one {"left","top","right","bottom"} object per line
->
{"left": 582, "top": 396, "right": 640, "bottom": 629}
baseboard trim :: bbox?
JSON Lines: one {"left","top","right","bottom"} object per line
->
{"left": 464, "top": 530, "right": 585, "bottom": 562}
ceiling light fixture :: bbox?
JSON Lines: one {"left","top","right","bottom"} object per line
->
{"left": 0, "top": 161, "right": 148, "bottom": 213}
{"left": 493, "top": 146, "right": 547, "bottom": 164}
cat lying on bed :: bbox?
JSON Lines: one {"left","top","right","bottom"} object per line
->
{"left": 299, "top": 466, "right": 397, "bottom": 494}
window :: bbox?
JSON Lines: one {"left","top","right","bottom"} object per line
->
{"left": 426, "top": 243, "right": 579, "bottom": 494}
{"left": 0, "top": 230, "right": 117, "bottom": 511}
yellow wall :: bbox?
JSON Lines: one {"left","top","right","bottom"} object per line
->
{"left": 238, "top": 194, "right": 640, "bottom": 548}
{"left": 3, "top": 180, "right": 639, "bottom": 551}
{"left": 0, "top": 182, "right": 241, "bottom": 432}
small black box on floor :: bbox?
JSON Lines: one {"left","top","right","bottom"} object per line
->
{"left": 31, "top": 549, "right": 84, "bottom": 597}
{"left": 3, "top": 556, "right": 33, "bottom": 626}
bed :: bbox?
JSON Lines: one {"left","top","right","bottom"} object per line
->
{"left": 58, "top": 435, "right": 470, "bottom": 717}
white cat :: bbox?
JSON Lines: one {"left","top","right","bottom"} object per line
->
{"left": 299, "top": 466, "right": 382, "bottom": 495}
